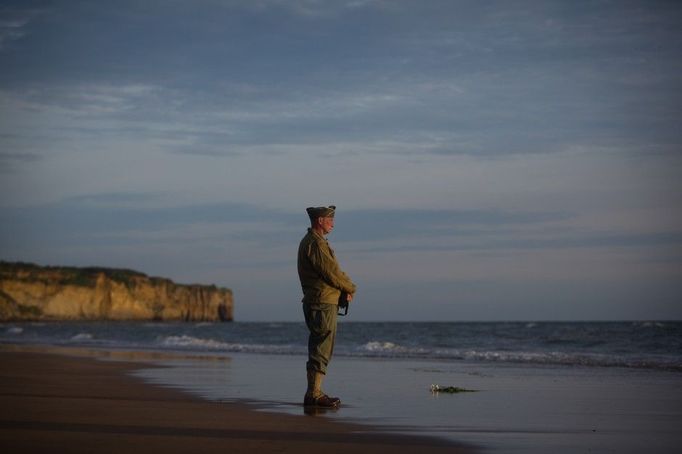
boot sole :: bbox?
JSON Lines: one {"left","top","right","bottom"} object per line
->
{"left": 303, "top": 399, "right": 341, "bottom": 408}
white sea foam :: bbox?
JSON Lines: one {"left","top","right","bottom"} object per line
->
{"left": 363, "top": 341, "right": 399, "bottom": 352}
{"left": 160, "top": 335, "right": 231, "bottom": 350}
{"left": 158, "top": 335, "right": 302, "bottom": 354}
{"left": 452, "top": 349, "right": 678, "bottom": 370}
{"left": 358, "top": 341, "right": 427, "bottom": 356}
{"left": 636, "top": 321, "right": 665, "bottom": 328}
{"left": 0, "top": 321, "right": 677, "bottom": 371}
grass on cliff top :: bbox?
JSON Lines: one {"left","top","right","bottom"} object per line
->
{"left": 0, "top": 261, "right": 145, "bottom": 287}
{"left": 0, "top": 261, "right": 230, "bottom": 292}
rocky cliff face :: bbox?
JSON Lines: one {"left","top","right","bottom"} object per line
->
{"left": 0, "top": 262, "right": 233, "bottom": 322}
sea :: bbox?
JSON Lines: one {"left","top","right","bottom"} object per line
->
{"left": 3, "top": 321, "right": 682, "bottom": 453}
{"left": 1, "top": 320, "right": 680, "bottom": 371}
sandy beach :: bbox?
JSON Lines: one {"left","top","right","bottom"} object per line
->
{"left": 129, "top": 348, "right": 682, "bottom": 454}
{"left": 0, "top": 348, "right": 474, "bottom": 454}
{"left": 1, "top": 321, "right": 681, "bottom": 453}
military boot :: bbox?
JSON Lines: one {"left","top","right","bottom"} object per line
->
{"left": 303, "top": 369, "right": 340, "bottom": 408}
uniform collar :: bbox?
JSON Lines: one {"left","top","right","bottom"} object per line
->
{"left": 308, "top": 228, "right": 327, "bottom": 240}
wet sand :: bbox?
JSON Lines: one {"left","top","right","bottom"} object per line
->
{"left": 0, "top": 349, "right": 475, "bottom": 453}
{"left": 129, "top": 349, "right": 682, "bottom": 453}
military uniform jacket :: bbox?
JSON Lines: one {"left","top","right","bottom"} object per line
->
{"left": 298, "top": 228, "right": 356, "bottom": 305}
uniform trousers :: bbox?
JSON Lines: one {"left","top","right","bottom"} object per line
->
{"left": 302, "top": 303, "right": 337, "bottom": 375}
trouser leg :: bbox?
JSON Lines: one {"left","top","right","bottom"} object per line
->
{"left": 306, "top": 368, "right": 323, "bottom": 398}
{"left": 303, "top": 303, "right": 337, "bottom": 375}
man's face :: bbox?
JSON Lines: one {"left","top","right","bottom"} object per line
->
{"left": 319, "top": 216, "right": 334, "bottom": 235}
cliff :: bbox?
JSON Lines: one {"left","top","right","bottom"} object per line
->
{"left": 0, "top": 262, "right": 233, "bottom": 322}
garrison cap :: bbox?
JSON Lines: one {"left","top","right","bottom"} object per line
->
{"left": 306, "top": 205, "right": 336, "bottom": 219}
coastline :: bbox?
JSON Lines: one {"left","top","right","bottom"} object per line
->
{"left": 2, "top": 320, "right": 681, "bottom": 453}
{"left": 128, "top": 347, "right": 682, "bottom": 454}
{"left": 0, "top": 345, "right": 474, "bottom": 454}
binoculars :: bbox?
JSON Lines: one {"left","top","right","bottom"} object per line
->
{"left": 338, "top": 292, "right": 350, "bottom": 316}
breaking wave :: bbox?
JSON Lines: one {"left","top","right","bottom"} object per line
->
{"left": 1, "top": 321, "right": 679, "bottom": 372}
{"left": 158, "top": 335, "right": 304, "bottom": 355}
{"left": 345, "top": 340, "right": 681, "bottom": 371}
{"left": 357, "top": 341, "right": 428, "bottom": 356}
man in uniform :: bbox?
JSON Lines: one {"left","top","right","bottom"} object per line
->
{"left": 298, "top": 205, "right": 356, "bottom": 408}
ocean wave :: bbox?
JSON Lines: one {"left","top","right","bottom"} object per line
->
{"left": 340, "top": 344, "right": 680, "bottom": 371}
{"left": 355, "top": 341, "right": 429, "bottom": 356}
{"left": 458, "top": 349, "right": 682, "bottom": 371}
{"left": 157, "top": 335, "right": 303, "bottom": 355}
{"left": 1, "top": 321, "right": 678, "bottom": 373}
{"left": 362, "top": 341, "right": 400, "bottom": 352}
{"left": 633, "top": 321, "right": 666, "bottom": 329}
{"left": 407, "top": 348, "right": 681, "bottom": 371}
{"left": 151, "top": 336, "right": 680, "bottom": 370}
{"left": 159, "top": 335, "right": 231, "bottom": 350}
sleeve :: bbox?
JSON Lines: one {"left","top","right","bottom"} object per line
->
{"left": 307, "top": 241, "right": 357, "bottom": 294}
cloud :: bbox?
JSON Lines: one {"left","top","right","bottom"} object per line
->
{"left": 242, "top": 0, "right": 391, "bottom": 17}
{"left": 0, "top": 150, "right": 42, "bottom": 174}
{"left": 8, "top": 195, "right": 679, "bottom": 260}
{"left": 0, "top": 17, "right": 28, "bottom": 50}
{"left": 0, "top": 194, "right": 552, "bottom": 243}
{"left": 1, "top": 83, "right": 161, "bottom": 117}
{"left": 348, "top": 231, "right": 682, "bottom": 256}
{"left": 333, "top": 208, "right": 570, "bottom": 243}
{"left": 0, "top": 150, "right": 41, "bottom": 162}
{"left": 0, "top": 3, "right": 54, "bottom": 56}
{"left": 1, "top": 1, "right": 681, "bottom": 319}
{"left": 0, "top": 196, "right": 294, "bottom": 240}
{"left": 2, "top": 1, "right": 680, "bottom": 163}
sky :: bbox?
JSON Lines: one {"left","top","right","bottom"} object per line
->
{"left": 1, "top": 0, "right": 681, "bottom": 321}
